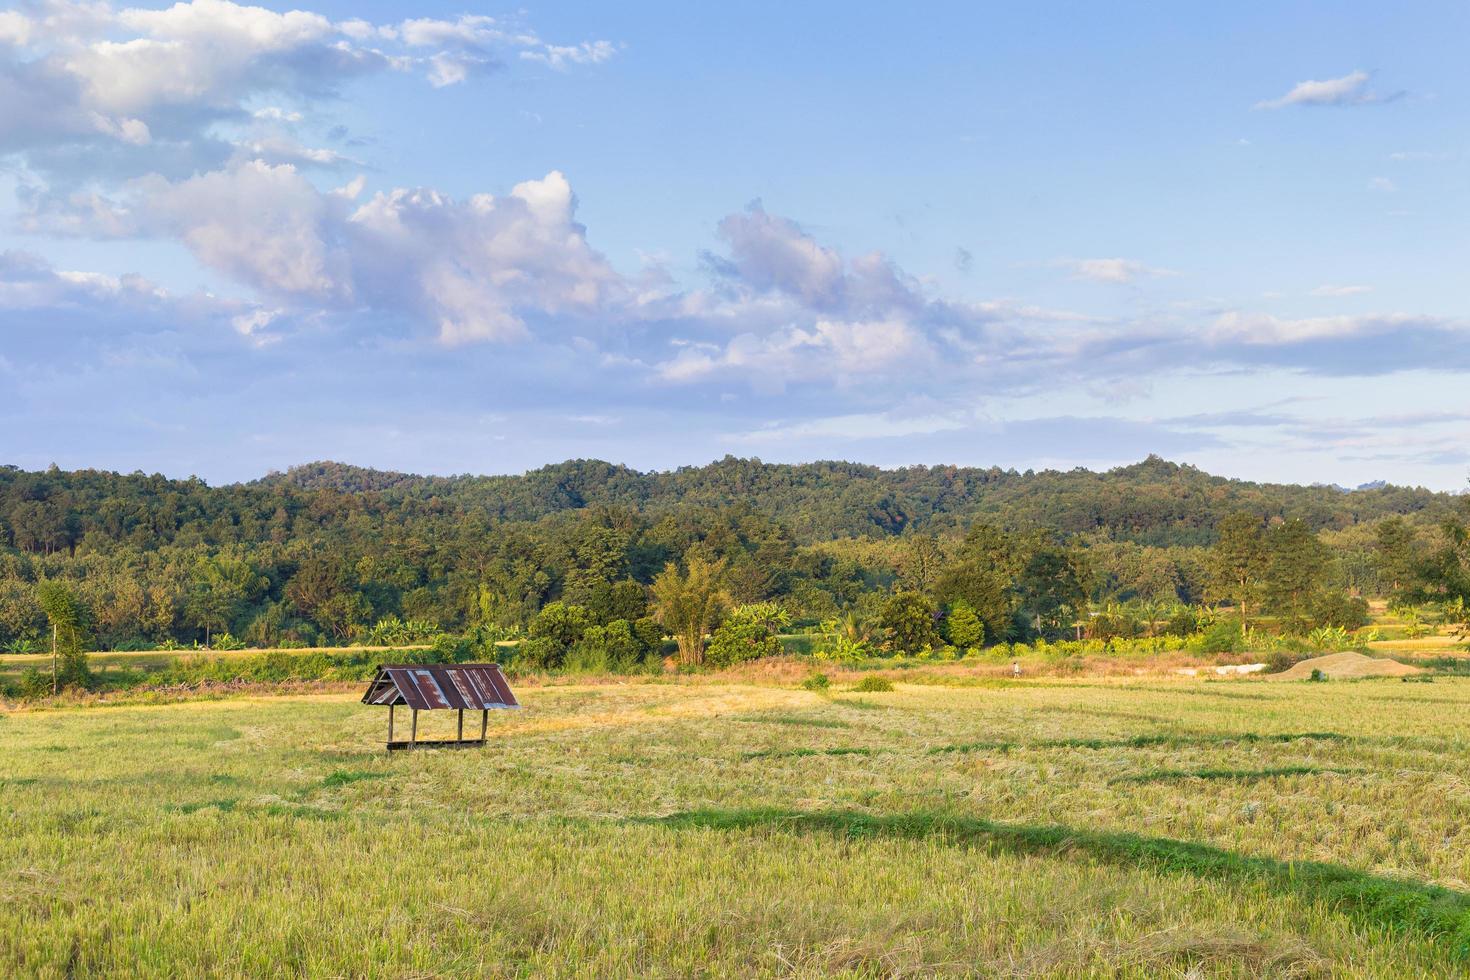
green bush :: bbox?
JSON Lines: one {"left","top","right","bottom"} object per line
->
{"left": 566, "top": 619, "right": 651, "bottom": 673}
{"left": 801, "top": 672, "right": 830, "bottom": 692}
{"left": 1162, "top": 606, "right": 1201, "bottom": 637}
{"left": 852, "top": 675, "right": 893, "bottom": 693}
{"left": 1189, "top": 620, "right": 1241, "bottom": 655}
{"left": 1089, "top": 611, "right": 1138, "bottom": 641}
{"left": 943, "top": 601, "right": 984, "bottom": 649}
{"left": 1264, "top": 649, "right": 1309, "bottom": 674}
{"left": 19, "top": 667, "right": 50, "bottom": 699}
{"left": 513, "top": 635, "right": 564, "bottom": 671}
{"left": 1311, "top": 594, "right": 1370, "bottom": 630}
{"left": 707, "top": 603, "right": 788, "bottom": 668}
{"left": 880, "top": 591, "right": 938, "bottom": 655}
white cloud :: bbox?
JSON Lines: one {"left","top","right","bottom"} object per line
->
{"left": 1310, "top": 284, "right": 1371, "bottom": 297}
{"left": 521, "top": 41, "right": 617, "bottom": 70}
{"left": 80, "top": 163, "right": 626, "bottom": 344}
{"left": 0, "top": 10, "right": 33, "bottom": 47}
{"left": 137, "top": 160, "right": 347, "bottom": 300}
{"left": 235, "top": 135, "right": 351, "bottom": 168}
{"left": 1064, "top": 257, "right": 1176, "bottom": 284}
{"left": 657, "top": 317, "right": 930, "bottom": 387}
{"left": 1208, "top": 311, "right": 1423, "bottom": 345}
{"left": 1254, "top": 70, "right": 1393, "bottom": 110}
{"left": 1369, "top": 176, "right": 1397, "bottom": 192}
{"left": 252, "top": 106, "right": 303, "bottom": 123}
{"left": 0, "top": 0, "right": 616, "bottom": 183}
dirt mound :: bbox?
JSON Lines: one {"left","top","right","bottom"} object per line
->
{"left": 1269, "top": 651, "right": 1421, "bottom": 681}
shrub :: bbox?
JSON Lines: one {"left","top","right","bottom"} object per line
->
{"left": 1264, "top": 649, "right": 1310, "bottom": 674}
{"left": 1307, "top": 625, "right": 1352, "bottom": 651}
{"left": 1308, "top": 668, "right": 1327, "bottom": 682}
{"left": 801, "top": 672, "right": 830, "bottom": 692}
{"left": 814, "top": 615, "right": 876, "bottom": 662}
{"left": 1162, "top": 606, "right": 1201, "bottom": 637}
{"left": 1089, "top": 611, "right": 1138, "bottom": 641}
{"left": 567, "top": 619, "right": 649, "bottom": 673}
{"left": 852, "top": 675, "right": 893, "bottom": 693}
{"left": 529, "top": 602, "right": 593, "bottom": 649}
{"left": 212, "top": 632, "right": 246, "bottom": 651}
{"left": 943, "top": 600, "right": 984, "bottom": 649}
{"left": 1310, "top": 594, "right": 1370, "bottom": 631}
{"left": 1189, "top": 620, "right": 1241, "bottom": 655}
{"left": 515, "top": 635, "right": 565, "bottom": 671}
{"left": 19, "top": 667, "right": 50, "bottom": 699}
{"left": 706, "top": 603, "right": 788, "bottom": 668}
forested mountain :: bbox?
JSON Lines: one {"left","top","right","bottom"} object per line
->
{"left": 0, "top": 455, "right": 1457, "bottom": 653}
{"left": 230, "top": 455, "right": 1449, "bottom": 544}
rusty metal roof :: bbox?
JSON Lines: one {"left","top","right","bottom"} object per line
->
{"left": 361, "top": 664, "right": 520, "bottom": 711}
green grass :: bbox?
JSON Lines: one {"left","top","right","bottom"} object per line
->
{"left": 1110, "top": 765, "right": 1358, "bottom": 785}
{"left": 929, "top": 730, "right": 1349, "bottom": 755}
{"left": 3, "top": 678, "right": 1470, "bottom": 975}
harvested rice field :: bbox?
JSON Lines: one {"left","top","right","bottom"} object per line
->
{"left": 3, "top": 675, "right": 1470, "bottom": 977}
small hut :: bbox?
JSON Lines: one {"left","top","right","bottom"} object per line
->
{"left": 361, "top": 663, "right": 519, "bottom": 751}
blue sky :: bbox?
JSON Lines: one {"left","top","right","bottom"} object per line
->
{"left": 1, "top": 1, "right": 1467, "bottom": 487}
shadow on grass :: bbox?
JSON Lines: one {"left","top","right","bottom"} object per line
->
{"left": 930, "top": 731, "right": 1348, "bottom": 755}
{"left": 643, "top": 807, "right": 1470, "bottom": 958}
{"left": 742, "top": 746, "right": 885, "bottom": 760}
{"left": 1110, "top": 765, "right": 1359, "bottom": 785}
{"left": 733, "top": 713, "right": 851, "bottom": 729}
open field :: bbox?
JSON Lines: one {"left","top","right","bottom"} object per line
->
{"left": 4, "top": 676, "right": 1470, "bottom": 976}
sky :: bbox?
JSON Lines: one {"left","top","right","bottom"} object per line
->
{"left": 0, "top": 1, "right": 1467, "bottom": 488}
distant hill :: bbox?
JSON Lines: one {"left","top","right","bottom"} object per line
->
{"left": 243, "top": 454, "right": 1451, "bottom": 546}
{"left": 258, "top": 461, "right": 425, "bottom": 494}
{"left": 0, "top": 454, "right": 1455, "bottom": 555}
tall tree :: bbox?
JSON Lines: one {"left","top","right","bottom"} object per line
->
{"left": 880, "top": 590, "right": 938, "bottom": 654}
{"left": 1262, "top": 519, "right": 1330, "bottom": 631}
{"left": 1209, "top": 513, "right": 1266, "bottom": 636}
{"left": 943, "top": 599, "right": 984, "bottom": 649}
{"left": 186, "top": 555, "right": 266, "bottom": 647}
{"left": 897, "top": 532, "right": 944, "bottom": 593}
{"left": 1015, "top": 539, "right": 1087, "bottom": 638}
{"left": 651, "top": 557, "right": 727, "bottom": 666}
{"left": 935, "top": 523, "right": 1018, "bottom": 644}
{"left": 1375, "top": 517, "right": 1420, "bottom": 596}
{"left": 1406, "top": 499, "right": 1470, "bottom": 636}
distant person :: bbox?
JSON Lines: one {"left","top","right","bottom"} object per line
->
{"left": 1012, "top": 660, "right": 1021, "bottom": 678}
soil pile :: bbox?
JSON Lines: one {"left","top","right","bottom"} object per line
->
{"left": 1269, "top": 651, "right": 1421, "bottom": 681}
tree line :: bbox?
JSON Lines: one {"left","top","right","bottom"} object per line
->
{"left": 1, "top": 458, "right": 1463, "bottom": 672}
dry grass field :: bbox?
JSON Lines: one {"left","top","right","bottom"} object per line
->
{"left": 4, "top": 674, "right": 1470, "bottom": 976}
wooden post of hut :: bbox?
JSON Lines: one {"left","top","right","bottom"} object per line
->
{"left": 360, "top": 664, "right": 520, "bottom": 752}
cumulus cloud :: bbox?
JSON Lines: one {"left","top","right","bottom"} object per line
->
{"left": 0, "top": 246, "right": 284, "bottom": 344}
{"left": 706, "top": 203, "right": 924, "bottom": 317}
{"left": 1254, "top": 70, "right": 1399, "bottom": 109}
{"left": 71, "top": 162, "right": 627, "bottom": 344}
{"left": 0, "top": 0, "right": 616, "bottom": 182}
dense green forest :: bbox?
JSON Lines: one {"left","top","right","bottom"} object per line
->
{"left": 0, "top": 455, "right": 1463, "bottom": 664}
